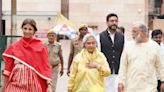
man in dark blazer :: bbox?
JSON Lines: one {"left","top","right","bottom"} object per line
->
{"left": 97, "top": 13, "right": 124, "bottom": 92}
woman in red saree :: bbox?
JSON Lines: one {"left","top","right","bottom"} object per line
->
{"left": 1, "top": 19, "right": 52, "bottom": 92}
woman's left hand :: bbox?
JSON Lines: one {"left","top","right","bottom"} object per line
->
{"left": 86, "top": 62, "right": 99, "bottom": 69}
{"left": 46, "top": 85, "right": 52, "bottom": 92}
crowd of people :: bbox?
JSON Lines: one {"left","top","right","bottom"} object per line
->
{"left": 1, "top": 13, "right": 164, "bottom": 92}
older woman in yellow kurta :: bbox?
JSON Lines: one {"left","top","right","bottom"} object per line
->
{"left": 68, "top": 34, "right": 111, "bottom": 92}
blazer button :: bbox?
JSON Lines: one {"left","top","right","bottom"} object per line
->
{"left": 113, "top": 56, "right": 115, "bottom": 58}
{"left": 113, "top": 50, "right": 115, "bottom": 52}
{"left": 112, "top": 61, "right": 114, "bottom": 64}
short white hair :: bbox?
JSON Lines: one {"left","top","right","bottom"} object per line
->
{"left": 133, "top": 21, "right": 148, "bottom": 35}
{"left": 82, "top": 34, "right": 97, "bottom": 47}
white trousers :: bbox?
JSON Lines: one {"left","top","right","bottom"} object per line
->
{"left": 105, "top": 74, "right": 118, "bottom": 92}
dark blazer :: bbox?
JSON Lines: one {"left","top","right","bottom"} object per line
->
{"left": 100, "top": 30, "right": 124, "bottom": 74}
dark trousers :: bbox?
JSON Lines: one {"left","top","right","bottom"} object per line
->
{"left": 157, "top": 80, "right": 161, "bottom": 92}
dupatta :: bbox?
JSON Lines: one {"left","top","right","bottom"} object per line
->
{"left": 3, "top": 37, "right": 52, "bottom": 81}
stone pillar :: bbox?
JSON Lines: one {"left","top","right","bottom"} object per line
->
{"left": 11, "top": 0, "right": 17, "bottom": 42}
{"left": 61, "top": 0, "right": 69, "bottom": 18}
{"left": 161, "top": 0, "right": 164, "bottom": 15}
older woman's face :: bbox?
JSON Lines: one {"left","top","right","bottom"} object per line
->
{"left": 22, "top": 24, "right": 35, "bottom": 38}
{"left": 84, "top": 37, "right": 97, "bottom": 53}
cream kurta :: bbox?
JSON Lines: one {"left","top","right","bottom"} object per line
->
{"left": 118, "top": 40, "right": 164, "bottom": 92}
{"left": 68, "top": 49, "right": 111, "bottom": 92}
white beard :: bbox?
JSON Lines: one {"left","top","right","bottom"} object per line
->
{"left": 134, "top": 34, "right": 142, "bottom": 43}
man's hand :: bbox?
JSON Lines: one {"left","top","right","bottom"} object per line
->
{"left": 46, "top": 85, "right": 52, "bottom": 92}
{"left": 118, "top": 83, "right": 124, "bottom": 92}
{"left": 67, "top": 69, "right": 70, "bottom": 76}
{"left": 60, "top": 69, "right": 64, "bottom": 76}
{"left": 160, "top": 82, "right": 164, "bottom": 92}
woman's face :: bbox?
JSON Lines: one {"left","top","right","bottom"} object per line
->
{"left": 22, "top": 24, "right": 35, "bottom": 38}
{"left": 84, "top": 37, "right": 97, "bottom": 53}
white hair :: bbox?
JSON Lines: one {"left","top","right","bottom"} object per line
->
{"left": 82, "top": 34, "right": 97, "bottom": 47}
{"left": 133, "top": 21, "right": 148, "bottom": 35}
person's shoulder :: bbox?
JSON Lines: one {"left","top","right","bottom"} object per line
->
{"left": 124, "top": 40, "right": 135, "bottom": 49}
{"left": 161, "top": 43, "right": 164, "bottom": 48}
{"left": 55, "top": 42, "right": 62, "bottom": 47}
{"left": 10, "top": 38, "right": 24, "bottom": 47}
{"left": 73, "top": 52, "right": 82, "bottom": 63}
{"left": 161, "top": 42, "right": 164, "bottom": 46}
{"left": 7, "top": 39, "right": 20, "bottom": 49}
{"left": 116, "top": 32, "right": 124, "bottom": 37}
{"left": 127, "top": 40, "right": 135, "bottom": 44}
{"left": 97, "top": 51, "right": 108, "bottom": 61}
{"left": 147, "top": 40, "right": 160, "bottom": 50}
{"left": 32, "top": 38, "right": 43, "bottom": 44}
{"left": 56, "top": 42, "right": 61, "bottom": 45}
{"left": 98, "top": 51, "right": 105, "bottom": 57}
{"left": 43, "top": 41, "right": 49, "bottom": 45}
{"left": 149, "top": 39, "right": 159, "bottom": 46}
{"left": 32, "top": 38, "right": 47, "bottom": 48}
{"left": 99, "top": 30, "right": 107, "bottom": 35}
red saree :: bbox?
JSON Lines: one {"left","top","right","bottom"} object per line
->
{"left": 2, "top": 37, "right": 52, "bottom": 92}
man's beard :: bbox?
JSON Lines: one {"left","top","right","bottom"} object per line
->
{"left": 134, "top": 34, "right": 142, "bottom": 43}
{"left": 108, "top": 24, "right": 118, "bottom": 30}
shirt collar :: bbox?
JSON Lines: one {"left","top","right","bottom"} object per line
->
{"left": 107, "top": 28, "right": 116, "bottom": 35}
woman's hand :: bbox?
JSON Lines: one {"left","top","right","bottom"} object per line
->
{"left": 1, "top": 76, "right": 9, "bottom": 92}
{"left": 46, "top": 85, "right": 52, "bottom": 92}
{"left": 160, "top": 82, "right": 164, "bottom": 92}
{"left": 86, "top": 62, "right": 100, "bottom": 69}
{"left": 118, "top": 83, "right": 124, "bottom": 92}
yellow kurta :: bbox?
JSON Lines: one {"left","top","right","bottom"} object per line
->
{"left": 118, "top": 40, "right": 164, "bottom": 92}
{"left": 68, "top": 49, "right": 111, "bottom": 92}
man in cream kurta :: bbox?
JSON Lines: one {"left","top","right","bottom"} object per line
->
{"left": 118, "top": 22, "right": 164, "bottom": 92}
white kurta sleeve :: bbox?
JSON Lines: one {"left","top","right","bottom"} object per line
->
{"left": 118, "top": 46, "right": 128, "bottom": 85}
{"left": 156, "top": 46, "right": 164, "bottom": 82}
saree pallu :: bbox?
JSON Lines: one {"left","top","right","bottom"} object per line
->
{"left": 5, "top": 63, "right": 43, "bottom": 92}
